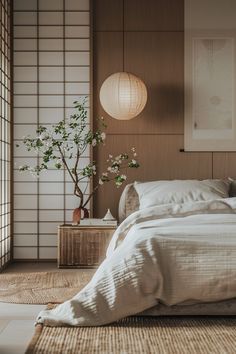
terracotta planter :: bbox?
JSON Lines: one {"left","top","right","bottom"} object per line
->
{"left": 72, "top": 207, "right": 89, "bottom": 224}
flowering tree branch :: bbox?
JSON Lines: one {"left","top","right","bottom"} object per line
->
{"left": 17, "top": 99, "right": 140, "bottom": 211}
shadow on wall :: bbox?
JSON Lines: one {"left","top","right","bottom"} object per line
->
{"left": 152, "top": 84, "right": 184, "bottom": 118}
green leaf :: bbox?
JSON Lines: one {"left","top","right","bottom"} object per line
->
{"left": 55, "top": 163, "right": 62, "bottom": 169}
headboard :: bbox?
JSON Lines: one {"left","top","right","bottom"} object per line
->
{"left": 230, "top": 179, "right": 236, "bottom": 197}
{"left": 118, "top": 183, "right": 139, "bottom": 223}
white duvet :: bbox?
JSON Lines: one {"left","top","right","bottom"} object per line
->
{"left": 37, "top": 198, "right": 236, "bottom": 326}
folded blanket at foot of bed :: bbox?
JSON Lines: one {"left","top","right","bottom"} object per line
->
{"left": 37, "top": 198, "right": 236, "bottom": 326}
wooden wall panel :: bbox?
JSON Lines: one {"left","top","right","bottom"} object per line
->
{"left": 93, "top": 0, "right": 123, "bottom": 31}
{"left": 125, "top": 32, "right": 184, "bottom": 134}
{"left": 213, "top": 153, "right": 236, "bottom": 178}
{"left": 94, "top": 135, "right": 212, "bottom": 218}
{"left": 93, "top": 0, "right": 215, "bottom": 218}
{"left": 93, "top": 32, "right": 123, "bottom": 128}
{"left": 124, "top": 0, "right": 184, "bottom": 31}
{"left": 95, "top": 32, "right": 184, "bottom": 134}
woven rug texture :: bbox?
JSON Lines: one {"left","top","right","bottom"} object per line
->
{"left": 25, "top": 317, "right": 236, "bottom": 354}
{"left": 0, "top": 271, "right": 93, "bottom": 304}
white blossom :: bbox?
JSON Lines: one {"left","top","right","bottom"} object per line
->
{"left": 101, "top": 132, "right": 106, "bottom": 141}
{"left": 92, "top": 139, "right": 97, "bottom": 147}
{"left": 99, "top": 179, "right": 104, "bottom": 185}
{"left": 28, "top": 167, "right": 39, "bottom": 178}
{"left": 39, "top": 132, "right": 49, "bottom": 141}
{"left": 111, "top": 166, "right": 119, "bottom": 173}
{"left": 121, "top": 174, "right": 127, "bottom": 180}
{"left": 115, "top": 155, "right": 121, "bottom": 161}
{"left": 107, "top": 166, "right": 119, "bottom": 173}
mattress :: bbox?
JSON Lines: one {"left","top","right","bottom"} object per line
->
{"left": 140, "top": 299, "right": 236, "bottom": 316}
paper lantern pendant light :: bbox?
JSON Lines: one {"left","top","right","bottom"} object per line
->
{"left": 99, "top": 72, "right": 147, "bottom": 120}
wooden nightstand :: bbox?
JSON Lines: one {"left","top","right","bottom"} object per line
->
{"left": 58, "top": 224, "right": 116, "bottom": 268}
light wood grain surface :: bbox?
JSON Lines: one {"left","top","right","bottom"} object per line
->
{"left": 213, "top": 153, "right": 236, "bottom": 178}
{"left": 92, "top": 0, "right": 217, "bottom": 218}
{"left": 94, "top": 135, "right": 212, "bottom": 217}
{"left": 124, "top": 0, "right": 184, "bottom": 31}
{"left": 93, "top": 0, "right": 236, "bottom": 217}
{"left": 0, "top": 263, "right": 91, "bottom": 354}
{"left": 93, "top": 0, "right": 123, "bottom": 31}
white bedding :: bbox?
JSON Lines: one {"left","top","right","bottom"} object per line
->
{"left": 134, "top": 179, "right": 230, "bottom": 209}
{"left": 37, "top": 198, "right": 236, "bottom": 327}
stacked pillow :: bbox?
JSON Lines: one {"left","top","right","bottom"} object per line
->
{"left": 134, "top": 179, "right": 231, "bottom": 210}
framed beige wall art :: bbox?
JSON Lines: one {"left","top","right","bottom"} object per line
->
{"left": 185, "top": 0, "right": 236, "bottom": 151}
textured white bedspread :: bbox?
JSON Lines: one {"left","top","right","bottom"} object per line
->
{"left": 37, "top": 198, "right": 236, "bottom": 326}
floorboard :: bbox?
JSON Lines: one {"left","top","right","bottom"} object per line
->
{"left": 0, "top": 320, "right": 36, "bottom": 354}
{"left": 0, "top": 262, "right": 76, "bottom": 353}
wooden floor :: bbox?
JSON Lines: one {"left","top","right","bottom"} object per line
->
{"left": 0, "top": 262, "right": 80, "bottom": 354}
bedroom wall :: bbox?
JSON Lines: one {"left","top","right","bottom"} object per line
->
{"left": 13, "top": 0, "right": 91, "bottom": 260}
{"left": 93, "top": 0, "right": 216, "bottom": 218}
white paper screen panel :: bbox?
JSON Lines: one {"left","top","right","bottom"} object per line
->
{"left": 0, "top": 0, "right": 11, "bottom": 270}
{"left": 13, "top": 0, "right": 91, "bottom": 260}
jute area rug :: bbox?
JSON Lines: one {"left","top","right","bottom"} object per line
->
{"left": 2, "top": 272, "right": 236, "bottom": 354}
{"left": 0, "top": 270, "right": 94, "bottom": 304}
{"left": 25, "top": 316, "right": 236, "bottom": 354}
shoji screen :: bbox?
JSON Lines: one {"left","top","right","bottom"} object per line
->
{"left": 13, "top": 0, "right": 91, "bottom": 260}
{"left": 0, "top": 0, "right": 11, "bottom": 270}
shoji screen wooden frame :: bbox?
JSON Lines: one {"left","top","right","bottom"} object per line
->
{"left": 13, "top": 0, "right": 92, "bottom": 261}
{"left": 0, "top": 0, "right": 12, "bottom": 271}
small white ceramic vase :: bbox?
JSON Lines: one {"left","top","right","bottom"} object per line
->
{"left": 103, "top": 209, "right": 116, "bottom": 221}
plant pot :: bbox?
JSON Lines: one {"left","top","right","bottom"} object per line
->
{"left": 72, "top": 207, "right": 89, "bottom": 224}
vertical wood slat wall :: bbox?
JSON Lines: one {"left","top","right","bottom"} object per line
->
{"left": 13, "top": 0, "right": 91, "bottom": 260}
{"left": 0, "top": 0, "right": 11, "bottom": 271}
{"left": 93, "top": 0, "right": 215, "bottom": 218}
{"left": 93, "top": 0, "right": 236, "bottom": 219}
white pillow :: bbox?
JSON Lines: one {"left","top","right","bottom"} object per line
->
{"left": 134, "top": 179, "right": 230, "bottom": 210}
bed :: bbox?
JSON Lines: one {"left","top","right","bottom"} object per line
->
{"left": 119, "top": 182, "right": 236, "bottom": 317}
{"left": 37, "top": 179, "right": 236, "bottom": 326}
